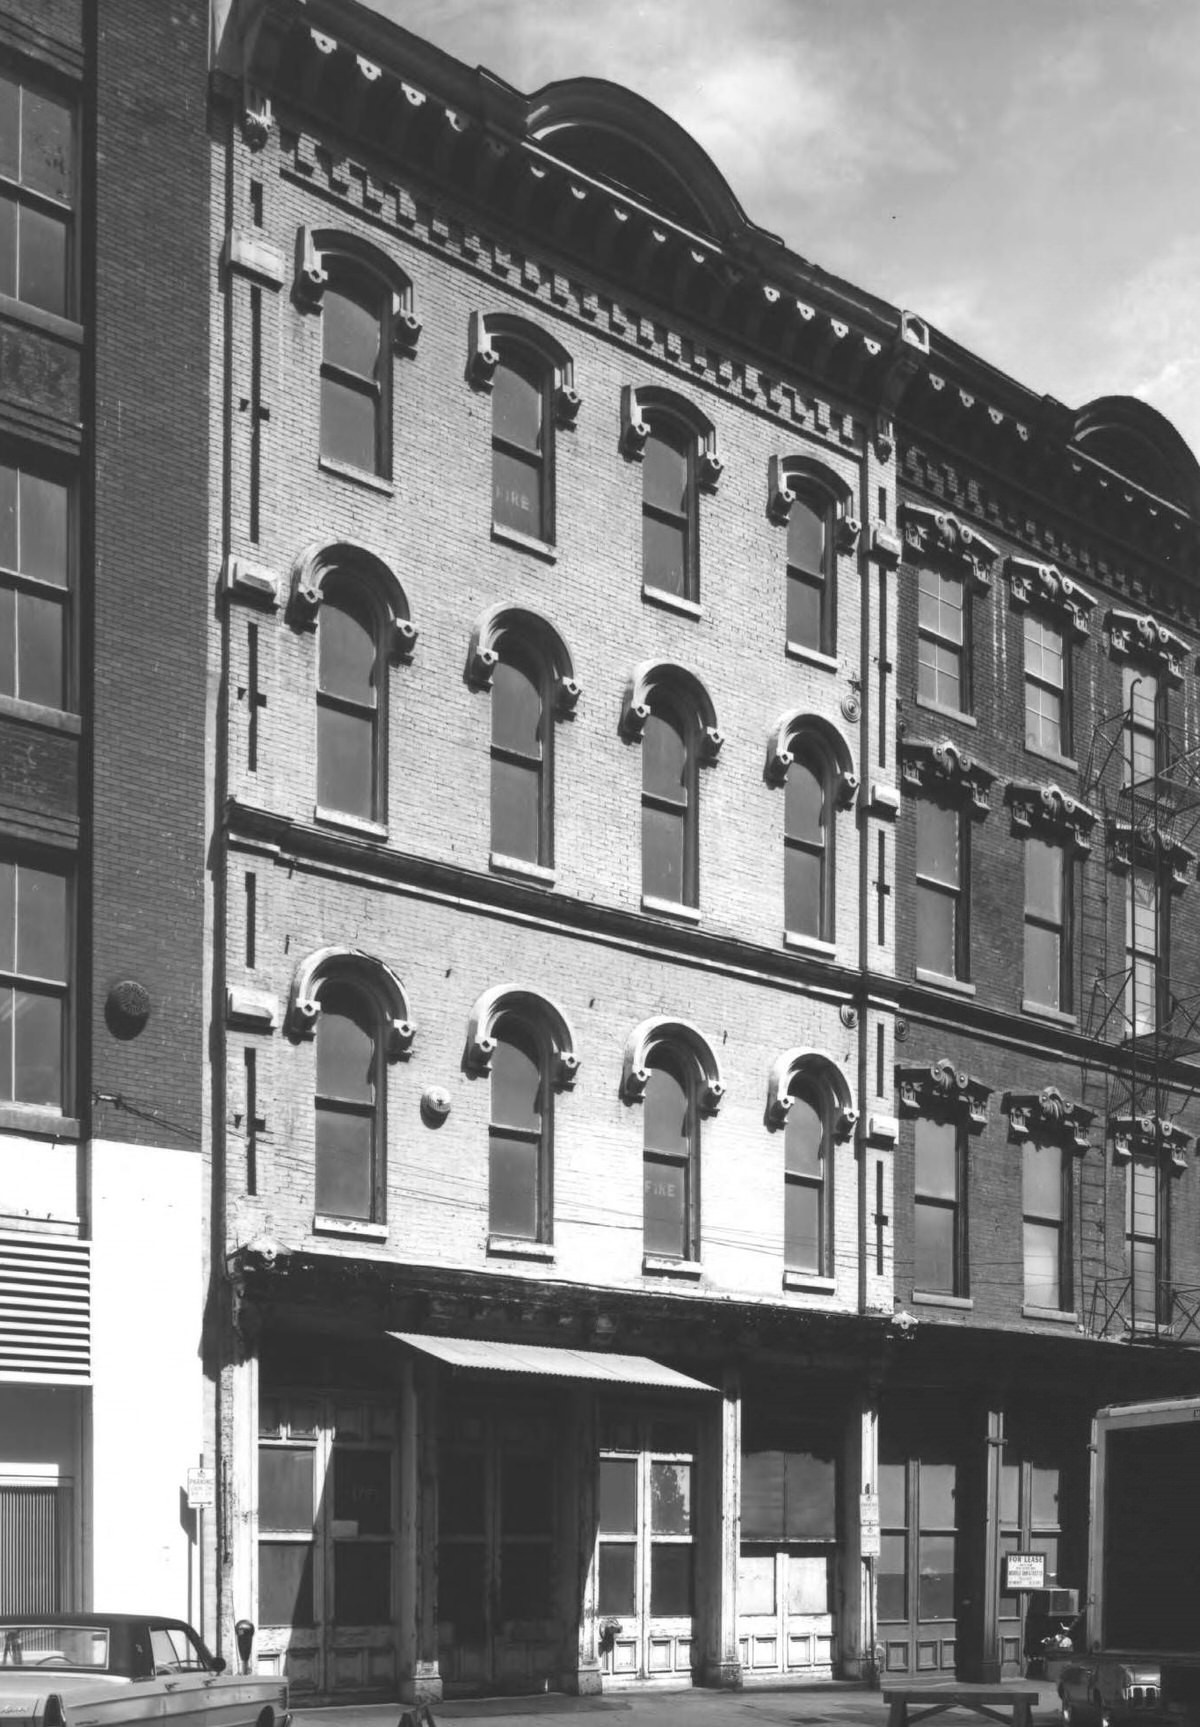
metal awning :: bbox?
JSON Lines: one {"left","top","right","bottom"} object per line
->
{"left": 389, "top": 1332, "right": 717, "bottom": 1393}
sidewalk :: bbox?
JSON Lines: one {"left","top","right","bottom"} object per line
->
{"left": 295, "top": 1676, "right": 1063, "bottom": 1727}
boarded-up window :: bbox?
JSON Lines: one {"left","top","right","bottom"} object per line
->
{"left": 741, "top": 1429, "right": 836, "bottom": 1542}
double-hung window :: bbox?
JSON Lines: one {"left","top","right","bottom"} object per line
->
{"left": 0, "top": 854, "right": 69, "bottom": 1111}
{"left": 1024, "top": 615, "right": 1067, "bottom": 756}
{"left": 1022, "top": 1139, "right": 1069, "bottom": 1309}
{"left": 643, "top": 1051, "right": 697, "bottom": 1262}
{"left": 0, "top": 68, "right": 74, "bottom": 319}
{"left": 320, "top": 271, "right": 389, "bottom": 477}
{"left": 786, "top": 493, "right": 833, "bottom": 655}
{"left": 642, "top": 702, "right": 696, "bottom": 908}
{"left": 913, "top": 1115, "right": 965, "bottom": 1296}
{"left": 491, "top": 649, "right": 550, "bottom": 869}
{"left": 1024, "top": 838, "right": 1069, "bottom": 1013}
{"left": 916, "top": 800, "right": 964, "bottom": 980}
{"left": 0, "top": 456, "right": 69, "bottom": 710}
{"left": 918, "top": 565, "right": 966, "bottom": 712}
{"left": 1126, "top": 863, "right": 1161, "bottom": 1037}
{"left": 492, "top": 345, "right": 551, "bottom": 542}
{"left": 314, "top": 981, "right": 383, "bottom": 1223}
{"left": 1127, "top": 1158, "right": 1167, "bottom": 1326}
{"left": 488, "top": 1020, "right": 550, "bottom": 1242}
{"left": 784, "top": 1079, "right": 830, "bottom": 1276}
{"left": 317, "top": 578, "right": 382, "bottom": 824}
{"left": 1123, "top": 667, "right": 1161, "bottom": 791}
{"left": 784, "top": 748, "right": 831, "bottom": 942}
{"left": 642, "top": 419, "right": 696, "bottom": 602}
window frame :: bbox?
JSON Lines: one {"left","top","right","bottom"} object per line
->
{"left": 917, "top": 563, "right": 969, "bottom": 714}
{"left": 0, "top": 448, "right": 73, "bottom": 714}
{"left": 1023, "top": 612, "right": 1070, "bottom": 759}
{"left": 490, "top": 337, "right": 554, "bottom": 545}
{"left": 915, "top": 797, "right": 968, "bottom": 981}
{"left": 913, "top": 1114, "right": 967, "bottom": 1297}
{"left": 1023, "top": 836, "right": 1071, "bottom": 1014}
{"left": 1126, "top": 1156, "right": 1169, "bottom": 1328}
{"left": 641, "top": 1044, "right": 700, "bottom": 1264}
{"left": 1123, "top": 665, "right": 1165, "bottom": 791}
{"left": 0, "top": 64, "right": 77, "bottom": 321}
{"left": 313, "top": 975, "right": 387, "bottom": 1226}
{"left": 641, "top": 412, "right": 699, "bottom": 606}
{"left": 1125, "top": 860, "right": 1165, "bottom": 1038}
{"left": 783, "top": 1075, "right": 832, "bottom": 1277}
{"left": 0, "top": 848, "right": 72, "bottom": 1117}
{"left": 785, "top": 487, "right": 836, "bottom": 658}
{"left": 487, "top": 1014, "right": 553, "bottom": 1245}
{"left": 641, "top": 694, "right": 699, "bottom": 910}
{"left": 315, "top": 571, "right": 386, "bottom": 827}
{"left": 490, "top": 640, "right": 553, "bottom": 871}
{"left": 319, "top": 263, "right": 393, "bottom": 480}
{"left": 784, "top": 739, "right": 834, "bottom": 944}
{"left": 1021, "top": 1138, "right": 1071, "bottom": 1310}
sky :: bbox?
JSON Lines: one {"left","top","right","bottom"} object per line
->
{"left": 374, "top": 0, "right": 1200, "bottom": 458}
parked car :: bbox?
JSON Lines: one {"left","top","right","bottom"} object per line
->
{"left": 0, "top": 1614, "right": 290, "bottom": 1727}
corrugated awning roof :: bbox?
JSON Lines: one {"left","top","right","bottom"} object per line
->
{"left": 389, "top": 1333, "right": 717, "bottom": 1393}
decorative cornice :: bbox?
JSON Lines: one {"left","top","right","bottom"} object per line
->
{"left": 898, "top": 1058, "right": 990, "bottom": 1128}
{"left": 900, "top": 739, "right": 996, "bottom": 816}
{"left": 1006, "top": 556, "right": 1096, "bottom": 639}
{"left": 899, "top": 503, "right": 1001, "bottom": 588}
{"left": 1004, "top": 1087, "right": 1092, "bottom": 1154}
{"left": 1105, "top": 608, "right": 1188, "bottom": 686}
{"left": 1109, "top": 819, "right": 1195, "bottom": 890}
{"left": 1112, "top": 1111, "right": 1191, "bottom": 1170}
{"left": 1006, "top": 781, "right": 1097, "bottom": 853}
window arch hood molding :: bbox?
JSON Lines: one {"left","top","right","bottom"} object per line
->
{"left": 766, "top": 711, "right": 857, "bottom": 802}
{"left": 294, "top": 226, "right": 421, "bottom": 351}
{"left": 464, "top": 986, "right": 580, "bottom": 1088}
{"left": 286, "top": 947, "right": 416, "bottom": 1056}
{"left": 467, "top": 604, "right": 581, "bottom": 714}
{"left": 767, "top": 454, "right": 860, "bottom": 550}
{"left": 621, "top": 385, "right": 722, "bottom": 488}
{"left": 620, "top": 659, "right": 722, "bottom": 759}
{"left": 467, "top": 311, "right": 581, "bottom": 426}
{"left": 767, "top": 1049, "right": 857, "bottom": 1137}
{"left": 621, "top": 1016, "right": 724, "bottom": 1112}
{"left": 289, "top": 539, "right": 418, "bottom": 659}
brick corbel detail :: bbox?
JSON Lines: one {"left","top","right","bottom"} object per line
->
{"left": 901, "top": 738, "right": 996, "bottom": 817}
{"left": 898, "top": 1059, "right": 990, "bottom": 1129}
{"left": 1004, "top": 1087, "right": 1092, "bottom": 1154}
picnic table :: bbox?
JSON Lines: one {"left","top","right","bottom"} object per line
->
{"left": 883, "top": 1688, "right": 1040, "bottom": 1727}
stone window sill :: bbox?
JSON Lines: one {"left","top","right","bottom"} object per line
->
{"left": 491, "top": 522, "right": 557, "bottom": 562}
{"left": 0, "top": 1105, "right": 80, "bottom": 1140}
{"left": 487, "top": 1235, "right": 555, "bottom": 1262}
{"left": 319, "top": 456, "right": 394, "bottom": 496}
{"left": 1021, "top": 999, "right": 1076, "bottom": 1026}
{"left": 643, "top": 1255, "right": 703, "bottom": 1280}
{"left": 490, "top": 852, "right": 556, "bottom": 885}
{"left": 313, "top": 1214, "right": 388, "bottom": 1240}
{"left": 0, "top": 695, "right": 80, "bottom": 735}
{"left": 916, "top": 695, "right": 977, "bottom": 728}
{"left": 1023, "top": 740, "right": 1079, "bottom": 775}
{"left": 642, "top": 585, "right": 702, "bottom": 620}
{"left": 314, "top": 806, "right": 388, "bottom": 840}
{"left": 915, "top": 968, "right": 976, "bottom": 996}
{"left": 785, "top": 642, "right": 838, "bottom": 672}
{"left": 784, "top": 930, "right": 837, "bottom": 957}
{"left": 913, "top": 1290, "right": 972, "bottom": 1310}
{"left": 0, "top": 292, "right": 84, "bottom": 346}
{"left": 642, "top": 895, "right": 701, "bottom": 924}
{"left": 784, "top": 1271, "right": 837, "bottom": 1293}
{"left": 1022, "top": 1304, "right": 1079, "bottom": 1324}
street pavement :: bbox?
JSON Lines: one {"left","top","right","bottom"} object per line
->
{"left": 295, "top": 1676, "right": 1062, "bottom": 1727}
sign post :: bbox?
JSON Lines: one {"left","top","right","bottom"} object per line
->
{"left": 186, "top": 1468, "right": 216, "bottom": 1641}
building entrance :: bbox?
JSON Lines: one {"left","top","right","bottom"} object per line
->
{"left": 878, "top": 1421, "right": 959, "bottom": 1677}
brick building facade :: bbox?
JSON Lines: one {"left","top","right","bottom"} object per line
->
{"left": 3, "top": 0, "right": 1199, "bottom": 1704}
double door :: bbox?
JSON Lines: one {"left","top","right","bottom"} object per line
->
{"left": 997, "top": 1450, "right": 1065, "bottom": 1677}
{"left": 595, "top": 1413, "right": 696, "bottom": 1685}
{"left": 878, "top": 1428, "right": 959, "bottom": 1677}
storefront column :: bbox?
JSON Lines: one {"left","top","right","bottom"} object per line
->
{"left": 842, "top": 1393, "right": 879, "bottom": 1681}
{"left": 397, "top": 1357, "right": 442, "bottom": 1706}
{"left": 699, "top": 1365, "right": 742, "bottom": 1689}
{"left": 223, "top": 1307, "right": 258, "bottom": 1667}
{"left": 978, "top": 1405, "right": 1004, "bottom": 1683}
{"left": 566, "top": 1385, "right": 602, "bottom": 1695}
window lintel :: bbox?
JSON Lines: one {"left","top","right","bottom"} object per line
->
{"left": 1112, "top": 1110, "right": 1190, "bottom": 1170}
{"left": 900, "top": 502, "right": 999, "bottom": 588}
{"left": 1007, "top": 555, "right": 1096, "bottom": 639}
{"left": 288, "top": 539, "right": 418, "bottom": 661}
{"left": 467, "top": 310, "right": 580, "bottom": 426}
{"left": 1105, "top": 607, "right": 1187, "bottom": 686}
{"left": 898, "top": 1059, "right": 990, "bottom": 1129}
{"left": 901, "top": 737, "right": 996, "bottom": 817}
{"left": 1109, "top": 818, "right": 1195, "bottom": 889}
{"left": 1004, "top": 1087, "right": 1092, "bottom": 1154}
{"left": 1006, "top": 780, "right": 1096, "bottom": 853}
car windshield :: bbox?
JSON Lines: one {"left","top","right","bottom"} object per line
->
{"left": 1, "top": 1626, "right": 110, "bottom": 1669}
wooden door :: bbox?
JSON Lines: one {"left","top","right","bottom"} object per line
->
{"left": 997, "top": 1450, "right": 1065, "bottom": 1677}
{"left": 596, "top": 1413, "right": 696, "bottom": 1685}
{"left": 878, "top": 1434, "right": 959, "bottom": 1676}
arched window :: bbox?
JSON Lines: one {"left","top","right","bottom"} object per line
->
{"left": 643, "top": 1047, "right": 697, "bottom": 1262}
{"left": 784, "top": 1076, "right": 832, "bottom": 1276}
{"left": 314, "top": 978, "right": 384, "bottom": 1223}
{"left": 489, "top": 1017, "right": 551, "bottom": 1241}
{"left": 317, "top": 573, "right": 383, "bottom": 822}
{"left": 491, "top": 645, "right": 550, "bottom": 868}
{"left": 320, "top": 266, "right": 391, "bottom": 476}
{"left": 785, "top": 743, "right": 832, "bottom": 942}
{"left": 492, "top": 341, "right": 551, "bottom": 541}
{"left": 786, "top": 490, "right": 834, "bottom": 655}
{"left": 642, "top": 698, "right": 696, "bottom": 907}
{"left": 642, "top": 415, "right": 696, "bottom": 601}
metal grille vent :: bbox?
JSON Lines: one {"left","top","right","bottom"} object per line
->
{"left": 0, "top": 1232, "right": 90, "bottom": 1382}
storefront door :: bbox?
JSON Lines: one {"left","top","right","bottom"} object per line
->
{"left": 255, "top": 1395, "right": 398, "bottom": 1698}
{"left": 878, "top": 1430, "right": 959, "bottom": 1676}
{"left": 595, "top": 1412, "right": 696, "bottom": 1686}
{"left": 997, "top": 1449, "right": 1065, "bottom": 1677}
{"left": 437, "top": 1402, "right": 558, "bottom": 1695}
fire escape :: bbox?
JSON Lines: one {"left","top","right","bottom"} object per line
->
{"left": 1079, "top": 634, "right": 1200, "bottom": 1344}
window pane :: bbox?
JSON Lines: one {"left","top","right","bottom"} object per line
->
{"left": 642, "top": 803, "right": 685, "bottom": 903}
{"left": 784, "top": 1444, "right": 837, "bottom": 1539}
{"left": 1024, "top": 922, "right": 1061, "bottom": 1010}
{"left": 740, "top": 1451, "right": 784, "bottom": 1541}
{"left": 493, "top": 352, "right": 543, "bottom": 453}
{"left": 317, "top": 703, "right": 375, "bottom": 819}
{"left": 0, "top": 73, "right": 16, "bottom": 179}
{"left": 920, "top": 1459, "right": 956, "bottom": 1528}
{"left": 599, "top": 1458, "right": 637, "bottom": 1534}
{"left": 915, "top": 1118, "right": 957, "bottom": 1199}
{"left": 785, "top": 1088, "right": 823, "bottom": 1178}
{"left": 644, "top": 1152, "right": 687, "bottom": 1258}
{"left": 918, "top": 567, "right": 964, "bottom": 643}
{"left": 918, "top": 1533, "right": 956, "bottom": 1620}
{"left": 918, "top": 636, "right": 962, "bottom": 709}
{"left": 643, "top": 711, "right": 686, "bottom": 801}
{"left": 319, "top": 595, "right": 377, "bottom": 707}
{"left": 1030, "top": 1465, "right": 1060, "bottom": 1527}
{"left": 738, "top": 1550, "right": 776, "bottom": 1616}
{"left": 597, "top": 1543, "right": 636, "bottom": 1615}
{"left": 785, "top": 1180, "right": 821, "bottom": 1273}
{"left": 1026, "top": 683, "right": 1063, "bottom": 755}
{"left": 317, "top": 996, "right": 374, "bottom": 1102}
{"left": 915, "top": 1203, "right": 956, "bottom": 1293}
{"left": 438, "top": 1542, "right": 486, "bottom": 1636}
{"left": 489, "top": 1132, "right": 539, "bottom": 1238}
{"left": 493, "top": 445, "right": 543, "bottom": 537}
{"left": 315, "top": 1107, "right": 374, "bottom": 1219}
{"left": 787, "top": 497, "right": 824, "bottom": 575}
{"left": 644, "top": 427, "right": 688, "bottom": 514}
{"left": 258, "top": 1543, "right": 314, "bottom": 1626}
{"left": 879, "top": 1460, "right": 906, "bottom": 1528}
{"left": 334, "top": 1449, "right": 391, "bottom": 1535}
{"left": 492, "top": 658, "right": 542, "bottom": 758}
{"left": 18, "top": 591, "right": 64, "bottom": 708}
{"left": 642, "top": 511, "right": 686, "bottom": 595}
{"left": 334, "top": 1542, "right": 390, "bottom": 1625}
{"left": 917, "top": 802, "right": 958, "bottom": 885}
{"left": 650, "top": 1461, "right": 691, "bottom": 1535}
{"left": 502, "top": 1454, "right": 554, "bottom": 1537}
{"left": 0, "top": 198, "right": 13, "bottom": 301}
{"left": 786, "top": 569, "right": 822, "bottom": 649}
{"left": 650, "top": 1544, "right": 693, "bottom": 1617}
{"left": 1024, "top": 1221, "right": 1062, "bottom": 1308}
{"left": 916, "top": 884, "right": 956, "bottom": 976}
{"left": 786, "top": 1552, "right": 832, "bottom": 1614}
{"left": 877, "top": 1532, "right": 907, "bottom": 1620}
{"left": 644, "top": 1062, "right": 688, "bottom": 1156}
{"left": 259, "top": 1447, "right": 314, "bottom": 1531}
{"left": 18, "top": 206, "right": 68, "bottom": 318}
{"left": 1024, "top": 615, "right": 1063, "bottom": 687}
{"left": 19, "top": 471, "right": 69, "bottom": 585}
{"left": 785, "top": 757, "right": 824, "bottom": 843}
{"left": 784, "top": 844, "right": 822, "bottom": 938}
{"left": 1023, "top": 1139, "right": 1064, "bottom": 1220}
{"left": 0, "top": 860, "right": 12, "bottom": 972}
{"left": 11, "top": 991, "right": 62, "bottom": 1106}
{"left": 500, "top": 1541, "right": 552, "bottom": 1621}
{"left": 324, "top": 284, "right": 380, "bottom": 377}
{"left": 491, "top": 756, "right": 541, "bottom": 863}
{"left": 22, "top": 88, "right": 73, "bottom": 201}
{"left": 17, "top": 863, "right": 66, "bottom": 980}
{"left": 320, "top": 376, "right": 378, "bottom": 473}
{"left": 491, "top": 1032, "right": 541, "bottom": 1132}
{"left": 0, "top": 587, "right": 13, "bottom": 696}
{"left": 1026, "top": 840, "right": 1062, "bottom": 922}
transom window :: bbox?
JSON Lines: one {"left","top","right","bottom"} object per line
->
{"left": 784, "top": 746, "right": 832, "bottom": 942}
{"left": 0, "top": 68, "right": 74, "bottom": 318}
{"left": 786, "top": 493, "right": 834, "bottom": 655}
{"left": 321, "top": 270, "right": 389, "bottom": 476}
{"left": 315, "top": 980, "right": 383, "bottom": 1222}
{"left": 492, "top": 345, "right": 551, "bottom": 541}
{"left": 0, "top": 456, "right": 69, "bottom": 710}
{"left": 642, "top": 418, "right": 696, "bottom": 601}
{"left": 488, "top": 1020, "right": 550, "bottom": 1242}
{"left": 642, "top": 701, "right": 697, "bottom": 908}
{"left": 643, "top": 1050, "right": 697, "bottom": 1261}
{"left": 317, "top": 577, "right": 382, "bottom": 823}
{"left": 914, "top": 1115, "right": 964, "bottom": 1296}
{"left": 1024, "top": 838, "right": 1069, "bottom": 1013}
{"left": 915, "top": 801, "right": 965, "bottom": 980}
{"left": 918, "top": 566, "right": 966, "bottom": 711}
{"left": 1024, "top": 615, "right": 1067, "bottom": 756}
{"left": 0, "top": 854, "right": 68, "bottom": 1110}
{"left": 784, "top": 1078, "right": 830, "bottom": 1276}
{"left": 491, "top": 649, "right": 550, "bottom": 868}
{"left": 1022, "top": 1139, "right": 1069, "bottom": 1310}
